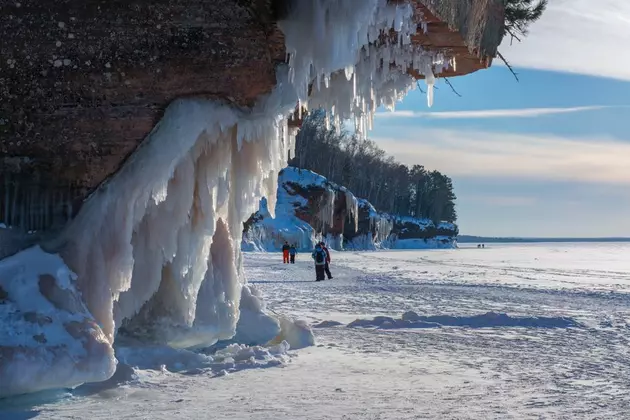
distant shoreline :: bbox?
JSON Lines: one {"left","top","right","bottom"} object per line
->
{"left": 458, "top": 235, "right": 630, "bottom": 244}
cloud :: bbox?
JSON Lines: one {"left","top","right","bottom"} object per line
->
{"left": 372, "top": 128, "right": 630, "bottom": 185}
{"left": 467, "top": 194, "right": 538, "bottom": 207}
{"left": 500, "top": 0, "right": 630, "bottom": 81}
{"left": 374, "top": 106, "right": 611, "bottom": 120}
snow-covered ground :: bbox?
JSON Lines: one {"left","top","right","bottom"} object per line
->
{"left": 3, "top": 242, "right": 630, "bottom": 419}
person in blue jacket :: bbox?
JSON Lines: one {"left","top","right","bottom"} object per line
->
{"left": 320, "top": 241, "right": 333, "bottom": 279}
{"left": 311, "top": 243, "right": 327, "bottom": 281}
{"left": 289, "top": 244, "right": 297, "bottom": 264}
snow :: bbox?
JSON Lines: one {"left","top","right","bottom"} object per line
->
{"left": 5, "top": 242, "right": 630, "bottom": 418}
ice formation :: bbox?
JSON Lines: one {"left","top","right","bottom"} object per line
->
{"left": 49, "top": 87, "right": 298, "bottom": 347}
{"left": 280, "top": 0, "right": 453, "bottom": 136}
{"left": 243, "top": 169, "right": 458, "bottom": 252}
{"left": 0, "top": 0, "right": 452, "bottom": 396}
{"left": 344, "top": 199, "right": 395, "bottom": 250}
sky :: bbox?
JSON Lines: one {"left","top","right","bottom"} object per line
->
{"left": 370, "top": 0, "right": 630, "bottom": 238}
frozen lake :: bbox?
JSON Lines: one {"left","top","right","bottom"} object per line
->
{"left": 3, "top": 242, "right": 630, "bottom": 419}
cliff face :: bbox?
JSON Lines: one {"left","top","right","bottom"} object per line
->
{"left": 242, "top": 167, "right": 458, "bottom": 251}
{"left": 0, "top": 0, "right": 504, "bottom": 238}
{"left": 0, "top": 0, "right": 286, "bottom": 234}
{"left": 242, "top": 167, "right": 358, "bottom": 250}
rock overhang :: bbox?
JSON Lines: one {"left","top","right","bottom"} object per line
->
{"left": 0, "top": 0, "right": 505, "bottom": 243}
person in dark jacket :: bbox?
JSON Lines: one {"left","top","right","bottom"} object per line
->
{"left": 289, "top": 244, "right": 297, "bottom": 264}
{"left": 311, "top": 243, "right": 327, "bottom": 281}
{"left": 320, "top": 241, "right": 333, "bottom": 279}
{"left": 282, "top": 241, "right": 290, "bottom": 264}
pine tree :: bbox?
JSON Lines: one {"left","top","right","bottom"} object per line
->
{"left": 504, "top": 0, "right": 548, "bottom": 41}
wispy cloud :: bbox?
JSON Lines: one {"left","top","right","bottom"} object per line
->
{"left": 375, "top": 106, "right": 611, "bottom": 120}
{"left": 372, "top": 128, "right": 630, "bottom": 185}
{"left": 468, "top": 194, "right": 539, "bottom": 207}
{"left": 500, "top": 0, "right": 630, "bottom": 81}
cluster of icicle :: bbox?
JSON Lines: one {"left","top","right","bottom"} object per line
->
{"left": 312, "top": 186, "right": 359, "bottom": 245}
{"left": 343, "top": 188, "right": 359, "bottom": 233}
{"left": 370, "top": 214, "right": 395, "bottom": 244}
{"left": 48, "top": 70, "right": 300, "bottom": 347}
{"left": 280, "top": 0, "right": 452, "bottom": 138}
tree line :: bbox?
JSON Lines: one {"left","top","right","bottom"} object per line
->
{"left": 289, "top": 111, "right": 456, "bottom": 223}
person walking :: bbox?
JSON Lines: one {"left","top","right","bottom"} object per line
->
{"left": 282, "top": 241, "right": 290, "bottom": 264}
{"left": 311, "top": 243, "right": 327, "bottom": 281}
{"left": 289, "top": 244, "right": 297, "bottom": 264}
{"left": 320, "top": 241, "right": 333, "bottom": 279}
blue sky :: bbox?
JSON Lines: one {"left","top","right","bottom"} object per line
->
{"left": 370, "top": 0, "right": 630, "bottom": 238}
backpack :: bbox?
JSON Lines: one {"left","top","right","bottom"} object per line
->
{"left": 315, "top": 250, "right": 325, "bottom": 263}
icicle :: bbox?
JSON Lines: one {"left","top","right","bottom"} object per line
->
{"left": 344, "top": 65, "right": 354, "bottom": 81}
{"left": 426, "top": 70, "right": 435, "bottom": 108}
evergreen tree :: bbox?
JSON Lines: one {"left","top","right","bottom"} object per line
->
{"left": 504, "top": 0, "right": 548, "bottom": 40}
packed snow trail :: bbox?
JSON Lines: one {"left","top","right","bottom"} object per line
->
{"left": 5, "top": 243, "right": 630, "bottom": 419}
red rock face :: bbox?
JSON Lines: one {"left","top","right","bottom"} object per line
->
{"left": 0, "top": 0, "right": 286, "bottom": 233}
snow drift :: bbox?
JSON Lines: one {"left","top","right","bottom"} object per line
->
{"left": 0, "top": 0, "right": 454, "bottom": 397}
{"left": 346, "top": 311, "right": 580, "bottom": 329}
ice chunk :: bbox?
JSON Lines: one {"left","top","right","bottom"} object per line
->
{"left": 0, "top": 247, "right": 116, "bottom": 398}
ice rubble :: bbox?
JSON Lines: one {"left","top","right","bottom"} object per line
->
{"left": 0, "top": 0, "right": 452, "bottom": 396}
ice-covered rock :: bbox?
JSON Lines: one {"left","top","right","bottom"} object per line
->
{"left": 242, "top": 167, "right": 358, "bottom": 251}
{"left": 243, "top": 167, "right": 458, "bottom": 251}
{"left": 0, "top": 247, "right": 116, "bottom": 398}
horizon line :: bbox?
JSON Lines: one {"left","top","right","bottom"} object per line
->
{"left": 459, "top": 235, "right": 630, "bottom": 240}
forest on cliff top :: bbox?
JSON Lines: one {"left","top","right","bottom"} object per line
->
{"left": 290, "top": 112, "right": 457, "bottom": 224}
